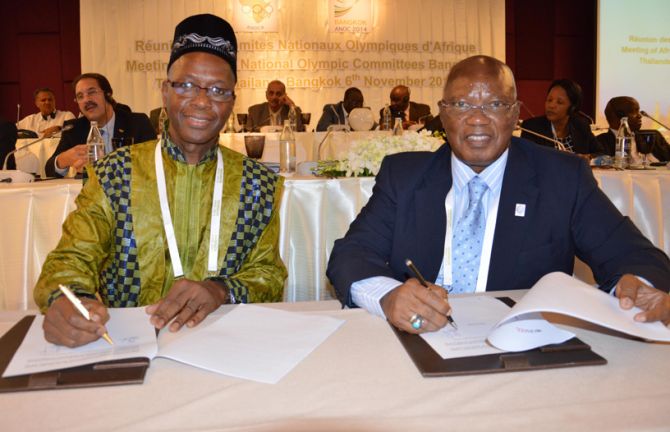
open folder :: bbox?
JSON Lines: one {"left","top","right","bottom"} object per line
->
{"left": 394, "top": 272, "right": 670, "bottom": 377}
{"left": 0, "top": 304, "right": 344, "bottom": 392}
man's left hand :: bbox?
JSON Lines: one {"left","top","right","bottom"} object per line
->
{"left": 616, "top": 274, "right": 670, "bottom": 325}
{"left": 146, "top": 279, "right": 229, "bottom": 332}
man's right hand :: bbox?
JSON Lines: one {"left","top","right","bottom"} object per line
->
{"left": 56, "top": 144, "right": 89, "bottom": 172}
{"left": 43, "top": 296, "right": 110, "bottom": 347}
{"left": 380, "top": 278, "right": 452, "bottom": 333}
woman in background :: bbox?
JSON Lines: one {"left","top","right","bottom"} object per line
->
{"left": 521, "top": 79, "right": 602, "bottom": 156}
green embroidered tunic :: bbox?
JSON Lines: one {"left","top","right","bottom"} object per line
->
{"left": 34, "top": 138, "right": 286, "bottom": 312}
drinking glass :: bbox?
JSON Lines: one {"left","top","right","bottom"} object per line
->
{"left": 237, "top": 113, "right": 248, "bottom": 132}
{"left": 244, "top": 135, "right": 265, "bottom": 159}
{"left": 636, "top": 132, "right": 654, "bottom": 169}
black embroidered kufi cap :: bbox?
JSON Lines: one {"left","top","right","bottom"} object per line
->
{"left": 168, "top": 14, "right": 237, "bottom": 77}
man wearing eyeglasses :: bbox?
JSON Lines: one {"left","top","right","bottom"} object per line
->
{"left": 34, "top": 14, "right": 287, "bottom": 347}
{"left": 246, "top": 80, "right": 305, "bottom": 132}
{"left": 44, "top": 73, "right": 155, "bottom": 178}
{"left": 327, "top": 55, "right": 670, "bottom": 334}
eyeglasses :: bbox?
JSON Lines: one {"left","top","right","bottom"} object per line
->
{"left": 74, "top": 88, "right": 103, "bottom": 102}
{"left": 438, "top": 100, "right": 518, "bottom": 116}
{"left": 167, "top": 80, "right": 235, "bottom": 103}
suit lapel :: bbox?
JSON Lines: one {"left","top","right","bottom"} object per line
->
{"left": 113, "top": 109, "right": 130, "bottom": 139}
{"left": 413, "top": 147, "right": 452, "bottom": 281}
{"left": 487, "top": 140, "right": 539, "bottom": 290}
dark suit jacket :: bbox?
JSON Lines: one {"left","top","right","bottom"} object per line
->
{"left": 521, "top": 115, "right": 602, "bottom": 155}
{"left": 0, "top": 118, "right": 18, "bottom": 170}
{"left": 316, "top": 102, "right": 346, "bottom": 132}
{"left": 596, "top": 129, "right": 670, "bottom": 161}
{"left": 378, "top": 101, "right": 432, "bottom": 125}
{"left": 326, "top": 137, "right": 670, "bottom": 307}
{"left": 45, "top": 108, "right": 155, "bottom": 178}
{"left": 246, "top": 102, "right": 304, "bottom": 132}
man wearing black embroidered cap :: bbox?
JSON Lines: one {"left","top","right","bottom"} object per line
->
{"left": 34, "top": 14, "right": 287, "bottom": 347}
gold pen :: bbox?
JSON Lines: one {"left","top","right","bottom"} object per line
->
{"left": 58, "top": 284, "right": 114, "bottom": 345}
{"left": 405, "top": 259, "right": 458, "bottom": 329}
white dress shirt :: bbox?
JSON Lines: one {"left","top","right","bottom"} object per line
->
{"left": 17, "top": 110, "right": 75, "bottom": 138}
{"left": 351, "top": 150, "right": 509, "bottom": 318}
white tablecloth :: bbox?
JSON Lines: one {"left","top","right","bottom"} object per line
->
{"left": 1, "top": 295, "right": 669, "bottom": 431}
{"left": 219, "top": 130, "right": 390, "bottom": 162}
{"left": 13, "top": 138, "right": 60, "bottom": 179}
{"left": 1, "top": 170, "right": 669, "bottom": 310}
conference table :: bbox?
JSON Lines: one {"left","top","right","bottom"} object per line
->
{"left": 0, "top": 168, "right": 669, "bottom": 311}
{"left": 1, "top": 293, "right": 669, "bottom": 431}
{"left": 218, "top": 130, "right": 389, "bottom": 162}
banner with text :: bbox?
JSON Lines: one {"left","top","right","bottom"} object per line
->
{"left": 80, "top": 0, "right": 505, "bottom": 124}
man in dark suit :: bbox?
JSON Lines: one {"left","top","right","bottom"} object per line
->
{"left": 379, "top": 85, "right": 432, "bottom": 129}
{"left": 316, "top": 87, "right": 364, "bottom": 131}
{"left": 597, "top": 96, "right": 670, "bottom": 161}
{"left": 45, "top": 73, "right": 155, "bottom": 178}
{"left": 245, "top": 80, "right": 304, "bottom": 132}
{"left": 327, "top": 55, "right": 670, "bottom": 334}
{"left": 0, "top": 117, "right": 18, "bottom": 170}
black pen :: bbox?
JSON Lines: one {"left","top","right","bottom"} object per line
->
{"left": 405, "top": 259, "right": 458, "bottom": 329}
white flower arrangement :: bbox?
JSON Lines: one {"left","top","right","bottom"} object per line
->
{"left": 316, "top": 130, "right": 444, "bottom": 177}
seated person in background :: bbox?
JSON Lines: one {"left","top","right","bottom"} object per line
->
{"left": 17, "top": 87, "right": 75, "bottom": 138}
{"left": 316, "top": 87, "right": 364, "bottom": 131}
{"left": 0, "top": 116, "right": 18, "bottom": 169}
{"left": 379, "top": 85, "right": 432, "bottom": 129}
{"left": 35, "top": 13, "right": 287, "bottom": 347}
{"left": 45, "top": 73, "right": 155, "bottom": 178}
{"left": 521, "top": 79, "right": 602, "bottom": 156}
{"left": 246, "top": 80, "right": 304, "bottom": 132}
{"left": 597, "top": 96, "right": 670, "bottom": 162}
{"left": 420, "top": 101, "right": 445, "bottom": 135}
{"left": 327, "top": 55, "right": 670, "bottom": 335}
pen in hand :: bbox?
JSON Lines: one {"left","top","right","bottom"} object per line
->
{"left": 404, "top": 259, "right": 458, "bottom": 330}
{"left": 58, "top": 284, "right": 114, "bottom": 345}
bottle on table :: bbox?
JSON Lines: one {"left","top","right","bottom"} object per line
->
{"left": 382, "top": 104, "right": 392, "bottom": 130}
{"left": 224, "top": 110, "right": 236, "bottom": 133}
{"left": 86, "top": 121, "right": 105, "bottom": 164}
{"left": 614, "top": 116, "right": 634, "bottom": 169}
{"left": 288, "top": 105, "right": 298, "bottom": 132}
{"left": 392, "top": 117, "right": 403, "bottom": 136}
{"left": 279, "top": 119, "right": 296, "bottom": 173}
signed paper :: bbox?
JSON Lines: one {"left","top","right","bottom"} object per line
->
{"left": 3, "top": 304, "right": 345, "bottom": 384}
{"left": 3, "top": 307, "right": 157, "bottom": 377}
{"left": 158, "top": 304, "right": 345, "bottom": 384}
{"left": 421, "top": 272, "right": 670, "bottom": 360}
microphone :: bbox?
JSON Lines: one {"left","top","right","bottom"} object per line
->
{"left": 16, "top": 104, "right": 20, "bottom": 124}
{"left": 518, "top": 101, "right": 536, "bottom": 119}
{"left": 516, "top": 122, "right": 568, "bottom": 152}
{"left": 317, "top": 126, "right": 349, "bottom": 160}
{"left": 3, "top": 124, "right": 74, "bottom": 170}
{"left": 577, "top": 110, "right": 595, "bottom": 124}
{"left": 329, "top": 104, "right": 342, "bottom": 125}
{"left": 416, "top": 113, "right": 433, "bottom": 126}
{"left": 576, "top": 110, "right": 607, "bottom": 132}
{"left": 640, "top": 110, "right": 670, "bottom": 131}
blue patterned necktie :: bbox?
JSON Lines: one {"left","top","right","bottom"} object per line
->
{"left": 451, "top": 176, "right": 488, "bottom": 293}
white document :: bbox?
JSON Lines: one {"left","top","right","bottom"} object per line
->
{"left": 488, "top": 272, "right": 670, "bottom": 350}
{"left": 3, "top": 307, "right": 157, "bottom": 377}
{"left": 157, "top": 304, "right": 345, "bottom": 384}
{"left": 3, "top": 304, "right": 344, "bottom": 384}
{"left": 421, "top": 272, "right": 670, "bottom": 360}
{"left": 420, "top": 296, "right": 509, "bottom": 359}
